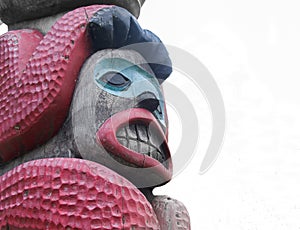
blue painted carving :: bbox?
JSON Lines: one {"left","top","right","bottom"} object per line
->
{"left": 89, "top": 6, "right": 172, "bottom": 82}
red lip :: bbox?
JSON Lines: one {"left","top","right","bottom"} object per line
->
{"left": 96, "top": 108, "right": 173, "bottom": 182}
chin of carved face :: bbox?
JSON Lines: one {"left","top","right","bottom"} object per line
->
{"left": 71, "top": 49, "right": 173, "bottom": 188}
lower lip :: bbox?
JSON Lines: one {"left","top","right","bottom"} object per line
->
{"left": 96, "top": 108, "right": 173, "bottom": 182}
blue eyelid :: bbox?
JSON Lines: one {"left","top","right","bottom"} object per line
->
{"left": 96, "top": 71, "right": 131, "bottom": 91}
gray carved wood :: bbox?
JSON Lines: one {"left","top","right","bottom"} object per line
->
{"left": 0, "top": 0, "right": 145, "bottom": 25}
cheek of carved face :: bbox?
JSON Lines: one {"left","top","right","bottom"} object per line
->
{"left": 71, "top": 49, "right": 172, "bottom": 188}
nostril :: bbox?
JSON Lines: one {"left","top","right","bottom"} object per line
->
{"left": 137, "top": 98, "right": 159, "bottom": 112}
{"left": 136, "top": 92, "right": 160, "bottom": 112}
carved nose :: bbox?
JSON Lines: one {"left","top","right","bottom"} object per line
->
{"left": 136, "top": 92, "right": 160, "bottom": 113}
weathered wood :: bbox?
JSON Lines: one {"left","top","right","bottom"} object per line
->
{"left": 0, "top": 1, "right": 192, "bottom": 229}
{"left": 0, "top": 0, "right": 145, "bottom": 25}
{"left": 152, "top": 196, "right": 191, "bottom": 230}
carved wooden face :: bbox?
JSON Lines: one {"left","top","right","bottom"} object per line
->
{"left": 71, "top": 49, "right": 172, "bottom": 188}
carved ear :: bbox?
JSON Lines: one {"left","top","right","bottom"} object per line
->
{"left": 88, "top": 6, "right": 172, "bottom": 83}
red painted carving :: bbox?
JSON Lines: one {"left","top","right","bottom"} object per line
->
{"left": 0, "top": 5, "right": 111, "bottom": 162}
{"left": 0, "top": 158, "right": 160, "bottom": 229}
{"left": 0, "top": 4, "right": 191, "bottom": 229}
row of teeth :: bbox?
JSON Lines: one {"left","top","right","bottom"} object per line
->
{"left": 116, "top": 123, "right": 166, "bottom": 165}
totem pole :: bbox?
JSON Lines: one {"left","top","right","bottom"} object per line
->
{"left": 0, "top": 1, "right": 191, "bottom": 229}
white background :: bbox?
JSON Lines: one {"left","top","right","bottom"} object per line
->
{"left": 1, "top": 0, "right": 300, "bottom": 229}
{"left": 140, "top": 0, "right": 300, "bottom": 229}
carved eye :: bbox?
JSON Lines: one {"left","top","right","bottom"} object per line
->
{"left": 100, "top": 72, "right": 131, "bottom": 90}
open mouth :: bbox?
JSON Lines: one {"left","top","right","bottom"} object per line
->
{"left": 96, "top": 108, "right": 172, "bottom": 183}
{"left": 116, "top": 123, "right": 167, "bottom": 167}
